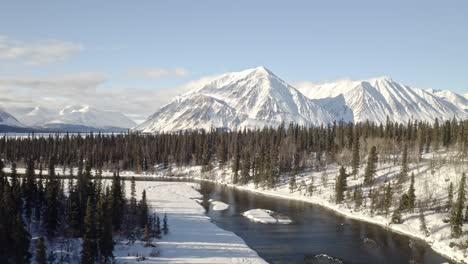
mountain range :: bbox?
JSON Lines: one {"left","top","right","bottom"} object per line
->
{"left": 1, "top": 105, "right": 136, "bottom": 132}
{"left": 1, "top": 66, "right": 466, "bottom": 133}
{"left": 134, "top": 67, "right": 468, "bottom": 133}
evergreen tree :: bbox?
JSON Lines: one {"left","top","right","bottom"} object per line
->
{"left": 24, "top": 159, "right": 36, "bottom": 220}
{"left": 110, "top": 171, "right": 125, "bottom": 231}
{"left": 35, "top": 237, "right": 47, "bottom": 264}
{"left": 391, "top": 206, "right": 402, "bottom": 224}
{"left": 307, "top": 176, "right": 314, "bottom": 196}
{"left": 138, "top": 190, "right": 149, "bottom": 228}
{"left": 231, "top": 138, "right": 240, "bottom": 184}
{"left": 364, "top": 146, "right": 378, "bottom": 186}
{"left": 335, "top": 166, "right": 347, "bottom": 204}
{"left": 351, "top": 133, "right": 360, "bottom": 178}
{"left": 450, "top": 173, "right": 466, "bottom": 238}
{"left": 163, "top": 213, "right": 169, "bottom": 235}
{"left": 143, "top": 224, "right": 151, "bottom": 246}
{"left": 383, "top": 183, "right": 393, "bottom": 216}
{"left": 399, "top": 145, "right": 408, "bottom": 182}
{"left": 155, "top": 216, "right": 161, "bottom": 238}
{"left": 353, "top": 185, "right": 363, "bottom": 209}
{"left": 12, "top": 213, "right": 31, "bottom": 264}
{"left": 130, "top": 176, "right": 137, "bottom": 224}
{"left": 447, "top": 182, "right": 453, "bottom": 210}
{"left": 96, "top": 196, "right": 113, "bottom": 262}
{"left": 419, "top": 209, "right": 429, "bottom": 237}
{"left": 81, "top": 198, "right": 97, "bottom": 264}
{"left": 289, "top": 170, "right": 297, "bottom": 193}
{"left": 45, "top": 159, "right": 60, "bottom": 236}
{"left": 407, "top": 172, "right": 416, "bottom": 213}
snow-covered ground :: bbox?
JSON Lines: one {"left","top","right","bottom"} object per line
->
{"left": 210, "top": 200, "right": 230, "bottom": 211}
{"left": 242, "top": 209, "right": 292, "bottom": 224}
{"left": 114, "top": 181, "right": 268, "bottom": 264}
{"left": 7, "top": 151, "right": 468, "bottom": 262}
{"left": 127, "top": 153, "right": 466, "bottom": 263}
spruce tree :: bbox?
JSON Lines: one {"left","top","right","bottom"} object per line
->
{"left": 130, "top": 176, "right": 137, "bottom": 225}
{"left": 407, "top": 172, "right": 416, "bottom": 213}
{"left": 45, "top": 159, "right": 60, "bottom": 236}
{"left": 450, "top": 173, "right": 466, "bottom": 238}
{"left": 12, "top": 213, "right": 31, "bottom": 264}
{"left": 353, "top": 185, "right": 363, "bottom": 209}
{"left": 81, "top": 198, "right": 97, "bottom": 264}
{"left": 138, "top": 190, "right": 149, "bottom": 228}
{"left": 307, "top": 176, "right": 314, "bottom": 196}
{"left": 447, "top": 182, "right": 453, "bottom": 210}
{"left": 399, "top": 145, "right": 408, "bottom": 182}
{"left": 24, "top": 159, "right": 36, "bottom": 220}
{"left": 364, "top": 146, "right": 378, "bottom": 186}
{"left": 97, "top": 196, "right": 113, "bottom": 262}
{"left": 289, "top": 170, "right": 297, "bottom": 193}
{"left": 110, "top": 171, "right": 125, "bottom": 231}
{"left": 232, "top": 138, "right": 240, "bottom": 184}
{"left": 163, "top": 213, "right": 169, "bottom": 235}
{"left": 383, "top": 183, "right": 393, "bottom": 216}
{"left": 335, "top": 166, "right": 347, "bottom": 204}
{"left": 418, "top": 209, "right": 429, "bottom": 237}
{"left": 143, "top": 224, "right": 151, "bottom": 246}
{"left": 351, "top": 134, "right": 360, "bottom": 178}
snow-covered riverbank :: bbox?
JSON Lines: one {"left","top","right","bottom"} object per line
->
{"left": 116, "top": 181, "right": 268, "bottom": 264}
{"left": 189, "top": 162, "right": 467, "bottom": 264}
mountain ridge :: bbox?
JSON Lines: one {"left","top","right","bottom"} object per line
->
{"left": 134, "top": 67, "right": 468, "bottom": 132}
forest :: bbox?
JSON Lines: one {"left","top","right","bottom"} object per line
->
{"left": 1, "top": 117, "right": 467, "bottom": 263}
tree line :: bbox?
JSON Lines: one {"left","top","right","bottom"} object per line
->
{"left": 0, "top": 157, "right": 170, "bottom": 263}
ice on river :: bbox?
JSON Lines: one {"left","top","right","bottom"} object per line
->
{"left": 113, "top": 182, "right": 267, "bottom": 264}
{"left": 242, "top": 209, "right": 292, "bottom": 224}
{"left": 210, "top": 200, "right": 230, "bottom": 211}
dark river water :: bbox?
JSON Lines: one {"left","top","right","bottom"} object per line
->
{"left": 198, "top": 182, "right": 449, "bottom": 264}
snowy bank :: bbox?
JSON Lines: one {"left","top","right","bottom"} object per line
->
{"left": 242, "top": 209, "right": 292, "bottom": 224}
{"left": 114, "top": 182, "right": 268, "bottom": 264}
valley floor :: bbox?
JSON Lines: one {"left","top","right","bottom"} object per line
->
{"left": 114, "top": 181, "right": 268, "bottom": 264}
{"left": 7, "top": 152, "right": 467, "bottom": 263}
{"left": 112, "top": 152, "right": 467, "bottom": 263}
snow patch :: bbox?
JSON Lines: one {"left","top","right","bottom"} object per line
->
{"left": 210, "top": 200, "right": 229, "bottom": 211}
{"left": 242, "top": 209, "right": 292, "bottom": 224}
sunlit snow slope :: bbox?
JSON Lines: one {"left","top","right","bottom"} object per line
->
{"left": 135, "top": 67, "right": 468, "bottom": 132}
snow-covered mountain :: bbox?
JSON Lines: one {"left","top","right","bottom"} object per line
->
{"left": 18, "top": 105, "right": 136, "bottom": 131}
{"left": 298, "top": 77, "right": 468, "bottom": 123}
{"left": 136, "top": 67, "right": 468, "bottom": 132}
{"left": 0, "top": 109, "right": 26, "bottom": 127}
{"left": 425, "top": 89, "right": 468, "bottom": 113}
{"left": 134, "top": 66, "right": 335, "bottom": 132}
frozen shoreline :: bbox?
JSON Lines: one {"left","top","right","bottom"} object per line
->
{"left": 201, "top": 179, "right": 463, "bottom": 263}
{"left": 6, "top": 163, "right": 466, "bottom": 262}
{"left": 115, "top": 181, "right": 268, "bottom": 264}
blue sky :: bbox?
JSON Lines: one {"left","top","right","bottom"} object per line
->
{"left": 0, "top": 0, "right": 467, "bottom": 121}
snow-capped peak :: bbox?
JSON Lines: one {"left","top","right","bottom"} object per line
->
{"left": 134, "top": 67, "right": 334, "bottom": 132}
{"left": 368, "top": 76, "right": 394, "bottom": 83}
{"left": 16, "top": 105, "right": 136, "bottom": 130}
{"left": 135, "top": 68, "right": 468, "bottom": 133}
{"left": 0, "top": 109, "right": 26, "bottom": 127}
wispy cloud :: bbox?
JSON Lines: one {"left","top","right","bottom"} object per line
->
{"left": 0, "top": 35, "right": 82, "bottom": 65}
{"left": 0, "top": 72, "right": 191, "bottom": 123}
{"left": 129, "top": 67, "right": 188, "bottom": 78}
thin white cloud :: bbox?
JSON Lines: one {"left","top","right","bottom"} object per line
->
{"left": 0, "top": 35, "right": 82, "bottom": 65}
{"left": 0, "top": 72, "right": 191, "bottom": 123}
{"left": 129, "top": 67, "right": 188, "bottom": 78}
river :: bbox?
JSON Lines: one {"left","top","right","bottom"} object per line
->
{"left": 198, "top": 181, "right": 449, "bottom": 264}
